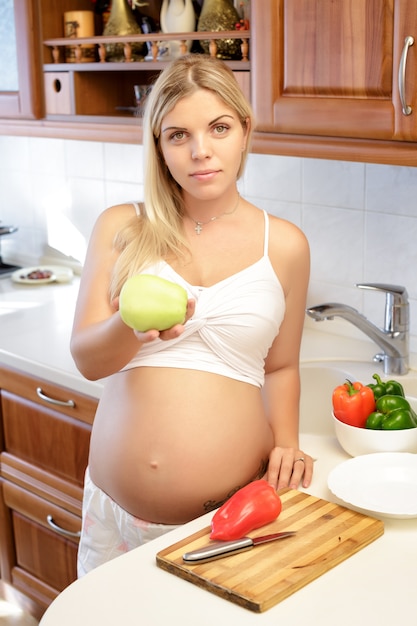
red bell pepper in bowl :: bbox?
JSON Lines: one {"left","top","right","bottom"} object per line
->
{"left": 332, "top": 380, "right": 376, "bottom": 428}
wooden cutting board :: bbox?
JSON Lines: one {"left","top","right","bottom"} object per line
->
{"left": 156, "top": 488, "right": 384, "bottom": 612}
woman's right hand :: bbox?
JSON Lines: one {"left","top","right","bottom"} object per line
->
{"left": 132, "top": 298, "right": 196, "bottom": 343}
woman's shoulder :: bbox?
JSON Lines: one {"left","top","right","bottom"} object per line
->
{"left": 268, "top": 212, "right": 308, "bottom": 247}
{"left": 101, "top": 202, "right": 140, "bottom": 222}
{"left": 86, "top": 203, "right": 140, "bottom": 251}
{"left": 242, "top": 202, "right": 308, "bottom": 249}
{"left": 265, "top": 212, "right": 310, "bottom": 292}
{"left": 93, "top": 202, "right": 139, "bottom": 233}
{"left": 266, "top": 211, "right": 310, "bottom": 277}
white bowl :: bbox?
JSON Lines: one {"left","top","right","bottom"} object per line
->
{"left": 332, "top": 400, "right": 417, "bottom": 457}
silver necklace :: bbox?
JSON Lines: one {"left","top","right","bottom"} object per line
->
{"left": 188, "top": 194, "right": 240, "bottom": 235}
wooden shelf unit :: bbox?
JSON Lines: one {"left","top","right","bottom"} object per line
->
{"left": 41, "top": 30, "right": 250, "bottom": 121}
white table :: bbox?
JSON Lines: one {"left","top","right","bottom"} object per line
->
{"left": 39, "top": 433, "right": 417, "bottom": 626}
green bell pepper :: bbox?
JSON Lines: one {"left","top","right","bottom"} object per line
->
{"left": 367, "top": 373, "right": 405, "bottom": 400}
{"left": 365, "top": 394, "right": 417, "bottom": 430}
{"left": 365, "top": 411, "right": 385, "bottom": 429}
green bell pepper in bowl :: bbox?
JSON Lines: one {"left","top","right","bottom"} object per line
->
{"left": 366, "top": 394, "right": 417, "bottom": 430}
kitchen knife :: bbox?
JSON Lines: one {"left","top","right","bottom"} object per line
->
{"left": 182, "top": 531, "right": 296, "bottom": 564}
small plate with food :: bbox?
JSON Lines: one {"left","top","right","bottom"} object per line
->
{"left": 11, "top": 266, "right": 73, "bottom": 285}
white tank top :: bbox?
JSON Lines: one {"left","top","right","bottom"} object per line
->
{"left": 121, "top": 207, "right": 285, "bottom": 388}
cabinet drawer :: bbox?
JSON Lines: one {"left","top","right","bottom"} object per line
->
{"left": 3, "top": 479, "right": 81, "bottom": 538}
{"left": 1, "top": 453, "right": 83, "bottom": 517}
{"left": 3, "top": 480, "right": 79, "bottom": 590}
{"left": 2, "top": 391, "right": 91, "bottom": 486}
{"left": 0, "top": 365, "right": 98, "bottom": 425}
{"left": 13, "top": 512, "right": 78, "bottom": 592}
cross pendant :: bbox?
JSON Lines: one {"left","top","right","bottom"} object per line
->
{"left": 195, "top": 222, "right": 203, "bottom": 235}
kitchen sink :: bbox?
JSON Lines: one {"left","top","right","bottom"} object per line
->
{"left": 300, "top": 364, "right": 353, "bottom": 436}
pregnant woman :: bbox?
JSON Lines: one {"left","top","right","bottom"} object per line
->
{"left": 70, "top": 54, "right": 313, "bottom": 576}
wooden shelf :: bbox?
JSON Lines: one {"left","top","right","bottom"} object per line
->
{"left": 43, "top": 61, "right": 250, "bottom": 72}
{"left": 43, "top": 31, "right": 250, "bottom": 64}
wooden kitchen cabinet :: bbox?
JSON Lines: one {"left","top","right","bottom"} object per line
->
{"left": 251, "top": 0, "right": 417, "bottom": 164}
{"left": 0, "top": 365, "right": 97, "bottom": 620}
{"left": 39, "top": 0, "right": 249, "bottom": 126}
{"left": 0, "top": 0, "right": 249, "bottom": 141}
{"left": 4, "top": 0, "right": 417, "bottom": 164}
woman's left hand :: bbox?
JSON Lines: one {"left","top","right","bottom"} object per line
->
{"left": 265, "top": 447, "right": 314, "bottom": 491}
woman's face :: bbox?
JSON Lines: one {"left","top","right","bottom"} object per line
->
{"left": 159, "top": 89, "right": 249, "bottom": 202}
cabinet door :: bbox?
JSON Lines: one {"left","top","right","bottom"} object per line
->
{"left": 0, "top": 0, "right": 42, "bottom": 119}
{"left": 251, "top": 0, "right": 417, "bottom": 141}
{"left": 2, "top": 391, "right": 91, "bottom": 486}
{"left": 0, "top": 366, "right": 96, "bottom": 617}
{"left": 3, "top": 481, "right": 79, "bottom": 590}
{"left": 392, "top": 0, "right": 417, "bottom": 139}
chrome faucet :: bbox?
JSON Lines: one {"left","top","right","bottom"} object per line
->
{"left": 306, "top": 283, "right": 409, "bottom": 375}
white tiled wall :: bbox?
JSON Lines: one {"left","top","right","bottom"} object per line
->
{"left": 0, "top": 135, "right": 416, "bottom": 349}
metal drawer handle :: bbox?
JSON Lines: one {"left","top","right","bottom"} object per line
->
{"left": 398, "top": 35, "right": 414, "bottom": 115}
{"left": 46, "top": 515, "right": 81, "bottom": 539}
{"left": 36, "top": 387, "right": 75, "bottom": 408}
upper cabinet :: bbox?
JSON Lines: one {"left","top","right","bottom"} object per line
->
{"left": 3, "top": 0, "right": 417, "bottom": 164}
{"left": 34, "top": 0, "right": 249, "bottom": 141}
{"left": 0, "top": 0, "right": 42, "bottom": 119}
{"left": 250, "top": 0, "right": 417, "bottom": 164}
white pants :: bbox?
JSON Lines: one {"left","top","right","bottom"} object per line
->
{"left": 77, "top": 468, "right": 179, "bottom": 577}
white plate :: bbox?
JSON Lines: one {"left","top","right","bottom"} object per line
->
{"left": 328, "top": 452, "right": 417, "bottom": 519}
{"left": 11, "top": 265, "right": 73, "bottom": 285}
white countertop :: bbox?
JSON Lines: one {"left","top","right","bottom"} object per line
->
{"left": 39, "top": 433, "right": 417, "bottom": 626}
{"left": 0, "top": 274, "right": 103, "bottom": 398}
{"left": 1, "top": 273, "right": 417, "bottom": 624}
{"left": 2, "top": 271, "right": 414, "bottom": 398}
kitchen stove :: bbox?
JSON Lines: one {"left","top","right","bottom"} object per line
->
{"left": 0, "top": 259, "right": 21, "bottom": 276}
{"left": 0, "top": 223, "right": 21, "bottom": 276}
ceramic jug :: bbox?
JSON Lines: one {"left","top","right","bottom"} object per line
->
{"left": 160, "top": 0, "right": 196, "bottom": 58}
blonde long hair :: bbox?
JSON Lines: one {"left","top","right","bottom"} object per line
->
{"left": 110, "top": 54, "right": 254, "bottom": 299}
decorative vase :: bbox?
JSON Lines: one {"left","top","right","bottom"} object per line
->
{"left": 103, "top": 0, "right": 146, "bottom": 62}
{"left": 197, "top": 0, "right": 241, "bottom": 60}
{"left": 160, "top": 0, "right": 196, "bottom": 58}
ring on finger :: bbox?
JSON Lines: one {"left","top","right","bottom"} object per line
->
{"left": 294, "top": 457, "right": 305, "bottom": 464}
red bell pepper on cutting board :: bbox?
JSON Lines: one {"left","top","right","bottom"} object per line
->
{"left": 210, "top": 480, "right": 282, "bottom": 541}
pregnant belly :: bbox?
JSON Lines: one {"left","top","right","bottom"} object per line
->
{"left": 88, "top": 368, "right": 273, "bottom": 523}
